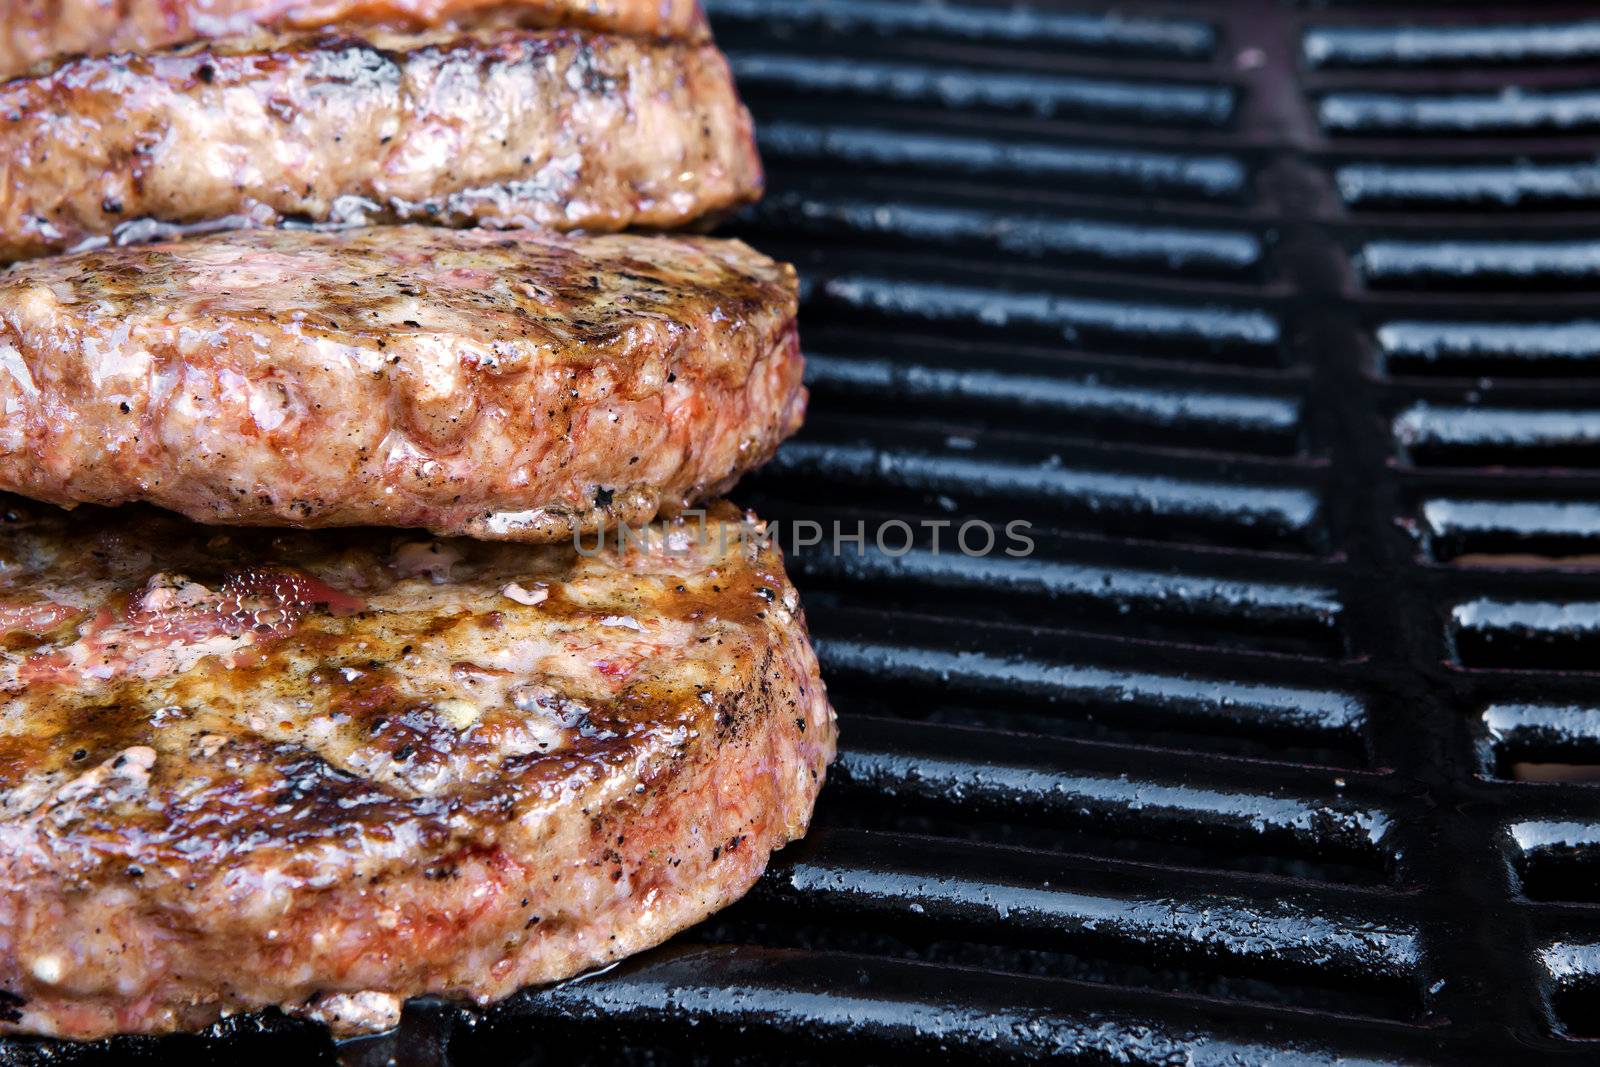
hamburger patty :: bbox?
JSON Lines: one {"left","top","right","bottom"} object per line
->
{"left": 0, "top": 27, "right": 760, "bottom": 263}
{"left": 0, "top": 0, "right": 707, "bottom": 80}
{"left": 0, "top": 498, "right": 837, "bottom": 1039}
{"left": 0, "top": 225, "right": 805, "bottom": 541}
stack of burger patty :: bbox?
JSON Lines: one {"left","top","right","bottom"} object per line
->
{"left": 0, "top": 0, "right": 836, "bottom": 1042}
{"left": 0, "top": 0, "right": 758, "bottom": 259}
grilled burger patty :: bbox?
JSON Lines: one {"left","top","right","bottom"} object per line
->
{"left": 0, "top": 27, "right": 760, "bottom": 263}
{"left": 0, "top": 0, "right": 708, "bottom": 80}
{"left": 0, "top": 499, "right": 836, "bottom": 1038}
{"left": 0, "top": 226, "right": 804, "bottom": 541}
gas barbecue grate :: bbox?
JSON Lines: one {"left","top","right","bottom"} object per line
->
{"left": 14, "top": 1, "right": 1600, "bottom": 1064}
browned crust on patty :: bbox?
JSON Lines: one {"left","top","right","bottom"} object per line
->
{"left": 0, "top": 226, "right": 805, "bottom": 541}
{"left": 0, "top": 27, "right": 759, "bottom": 263}
{"left": 0, "top": 500, "right": 836, "bottom": 1038}
{"left": 0, "top": 0, "right": 708, "bottom": 80}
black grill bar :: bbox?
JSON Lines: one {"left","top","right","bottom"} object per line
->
{"left": 749, "top": 192, "right": 1265, "bottom": 276}
{"left": 1320, "top": 86, "right": 1600, "bottom": 137}
{"left": 1397, "top": 403, "right": 1600, "bottom": 464}
{"left": 1363, "top": 238, "right": 1600, "bottom": 289}
{"left": 794, "top": 549, "right": 1340, "bottom": 629}
{"left": 756, "top": 121, "right": 1251, "bottom": 199}
{"left": 799, "top": 348, "right": 1303, "bottom": 449}
{"left": 752, "top": 828, "right": 1421, "bottom": 985}
{"left": 1485, "top": 702, "right": 1600, "bottom": 764}
{"left": 1379, "top": 317, "right": 1600, "bottom": 377}
{"left": 1336, "top": 158, "right": 1600, "bottom": 211}
{"left": 762, "top": 438, "right": 1321, "bottom": 548}
{"left": 1422, "top": 497, "right": 1600, "bottom": 560}
{"left": 728, "top": 53, "right": 1238, "bottom": 127}
{"left": 468, "top": 945, "right": 1436, "bottom": 1066}
{"left": 1304, "top": 19, "right": 1600, "bottom": 70}
{"left": 830, "top": 716, "right": 1395, "bottom": 863}
{"left": 711, "top": 0, "right": 1218, "bottom": 59}
{"left": 815, "top": 636, "right": 1363, "bottom": 740}
{"left": 802, "top": 270, "right": 1283, "bottom": 359}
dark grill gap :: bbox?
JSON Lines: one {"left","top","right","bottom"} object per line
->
{"left": 17, "top": 1, "right": 1600, "bottom": 1065}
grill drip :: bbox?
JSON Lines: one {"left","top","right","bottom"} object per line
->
{"left": 13, "top": 1, "right": 1600, "bottom": 1064}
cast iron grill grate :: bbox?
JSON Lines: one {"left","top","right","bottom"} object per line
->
{"left": 12, "top": 1, "right": 1600, "bottom": 1064}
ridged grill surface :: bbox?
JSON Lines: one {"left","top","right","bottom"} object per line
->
{"left": 13, "top": 2, "right": 1600, "bottom": 1065}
